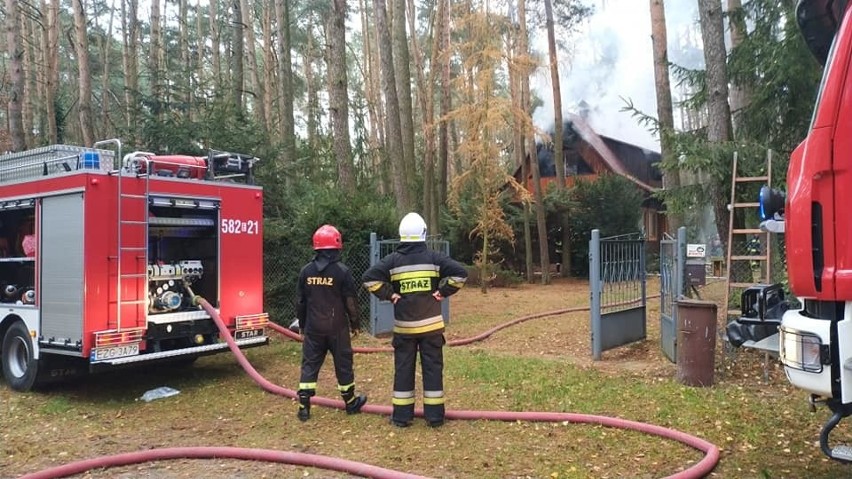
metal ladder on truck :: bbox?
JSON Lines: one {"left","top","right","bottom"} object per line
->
{"left": 100, "top": 140, "right": 150, "bottom": 332}
{"left": 723, "top": 150, "right": 777, "bottom": 376}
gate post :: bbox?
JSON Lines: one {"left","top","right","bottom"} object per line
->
{"left": 368, "top": 232, "right": 383, "bottom": 336}
{"left": 590, "top": 229, "right": 602, "bottom": 360}
{"left": 676, "top": 226, "right": 687, "bottom": 301}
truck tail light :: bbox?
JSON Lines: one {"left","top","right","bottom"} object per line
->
{"left": 234, "top": 313, "right": 269, "bottom": 340}
{"left": 235, "top": 313, "right": 269, "bottom": 330}
{"left": 780, "top": 326, "right": 827, "bottom": 373}
{"left": 95, "top": 328, "right": 145, "bottom": 347}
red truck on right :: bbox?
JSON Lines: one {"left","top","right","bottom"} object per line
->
{"left": 757, "top": 0, "right": 852, "bottom": 463}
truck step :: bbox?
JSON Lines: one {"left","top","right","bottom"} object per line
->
{"left": 831, "top": 445, "right": 852, "bottom": 462}
{"left": 147, "top": 309, "right": 213, "bottom": 324}
{"left": 96, "top": 336, "right": 268, "bottom": 365}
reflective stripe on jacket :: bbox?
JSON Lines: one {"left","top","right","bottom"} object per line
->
{"left": 362, "top": 242, "right": 467, "bottom": 336}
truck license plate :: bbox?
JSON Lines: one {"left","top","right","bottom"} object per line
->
{"left": 93, "top": 343, "right": 140, "bottom": 361}
{"left": 235, "top": 328, "right": 264, "bottom": 340}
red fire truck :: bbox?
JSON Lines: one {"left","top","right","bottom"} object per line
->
{"left": 0, "top": 139, "right": 268, "bottom": 392}
{"left": 749, "top": 0, "right": 852, "bottom": 463}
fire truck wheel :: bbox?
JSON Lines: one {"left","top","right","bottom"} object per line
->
{"left": 1, "top": 321, "right": 39, "bottom": 391}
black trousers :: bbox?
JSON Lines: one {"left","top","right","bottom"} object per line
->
{"left": 299, "top": 328, "right": 354, "bottom": 395}
{"left": 392, "top": 333, "right": 445, "bottom": 424}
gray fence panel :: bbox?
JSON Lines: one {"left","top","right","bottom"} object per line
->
{"left": 368, "top": 232, "right": 450, "bottom": 336}
{"left": 660, "top": 226, "right": 687, "bottom": 363}
{"left": 590, "top": 229, "right": 647, "bottom": 360}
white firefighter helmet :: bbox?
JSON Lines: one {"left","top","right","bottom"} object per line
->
{"left": 399, "top": 212, "right": 427, "bottom": 242}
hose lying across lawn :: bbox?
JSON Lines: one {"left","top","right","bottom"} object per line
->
{"left": 22, "top": 295, "right": 719, "bottom": 479}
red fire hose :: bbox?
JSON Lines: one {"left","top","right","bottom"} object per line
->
{"left": 22, "top": 295, "right": 719, "bottom": 479}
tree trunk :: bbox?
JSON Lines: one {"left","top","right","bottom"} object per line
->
{"left": 231, "top": 0, "right": 244, "bottom": 111}
{"left": 373, "top": 0, "right": 409, "bottom": 211}
{"left": 35, "top": 11, "right": 48, "bottom": 143}
{"left": 392, "top": 0, "right": 417, "bottom": 206}
{"left": 507, "top": 7, "right": 534, "bottom": 282}
{"left": 195, "top": 0, "right": 204, "bottom": 120}
{"left": 698, "top": 0, "right": 734, "bottom": 251}
{"left": 360, "top": 0, "right": 385, "bottom": 193}
{"left": 5, "top": 0, "right": 26, "bottom": 151}
{"left": 261, "top": 2, "right": 274, "bottom": 131}
{"left": 240, "top": 0, "right": 265, "bottom": 127}
{"left": 210, "top": 0, "right": 221, "bottom": 90}
{"left": 438, "top": 0, "right": 451, "bottom": 210}
{"left": 275, "top": 0, "right": 295, "bottom": 177}
{"left": 149, "top": 0, "right": 162, "bottom": 118}
{"left": 100, "top": 3, "right": 116, "bottom": 139}
{"left": 650, "top": 0, "right": 681, "bottom": 232}
{"left": 179, "top": 0, "right": 191, "bottom": 120}
{"left": 543, "top": 0, "right": 570, "bottom": 276}
{"left": 122, "top": 0, "right": 139, "bottom": 140}
{"left": 45, "top": 0, "right": 59, "bottom": 143}
{"left": 327, "top": 0, "right": 355, "bottom": 192}
{"left": 20, "top": 7, "right": 35, "bottom": 148}
{"left": 410, "top": 0, "right": 439, "bottom": 232}
{"left": 304, "top": 19, "right": 319, "bottom": 149}
{"left": 726, "top": 0, "right": 749, "bottom": 124}
{"left": 520, "top": 0, "right": 549, "bottom": 283}
{"left": 72, "top": 0, "right": 95, "bottom": 146}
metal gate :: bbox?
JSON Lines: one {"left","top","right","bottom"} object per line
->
{"left": 660, "top": 227, "right": 686, "bottom": 363}
{"left": 589, "top": 230, "right": 647, "bottom": 360}
{"left": 368, "top": 232, "right": 451, "bottom": 336}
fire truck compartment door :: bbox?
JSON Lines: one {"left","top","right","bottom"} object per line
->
{"left": 40, "top": 193, "right": 85, "bottom": 347}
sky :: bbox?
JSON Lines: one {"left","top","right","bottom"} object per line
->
{"left": 530, "top": 0, "right": 702, "bottom": 153}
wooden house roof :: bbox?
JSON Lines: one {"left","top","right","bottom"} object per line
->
{"left": 513, "top": 113, "right": 661, "bottom": 193}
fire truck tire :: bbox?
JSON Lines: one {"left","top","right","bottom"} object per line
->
{"left": 1, "top": 321, "right": 40, "bottom": 391}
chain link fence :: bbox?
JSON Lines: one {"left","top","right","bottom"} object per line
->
{"left": 263, "top": 244, "right": 374, "bottom": 329}
{"left": 725, "top": 231, "right": 793, "bottom": 311}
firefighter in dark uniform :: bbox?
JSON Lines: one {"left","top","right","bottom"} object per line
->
{"left": 362, "top": 212, "right": 467, "bottom": 428}
{"left": 296, "top": 224, "right": 367, "bottom": 421}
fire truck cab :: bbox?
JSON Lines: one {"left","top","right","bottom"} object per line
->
{"left": 747, "top": 0, "right": 852, "bottom": 463}
{"left": 0, "top": 140, "right": 268, "bottom": 392}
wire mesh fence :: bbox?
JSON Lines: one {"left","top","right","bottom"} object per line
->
{"left": 725, "top": 231, "right": 793, "bottom": 312}
{"left": 263, "top": 244, "right": 374, "bottom": 329}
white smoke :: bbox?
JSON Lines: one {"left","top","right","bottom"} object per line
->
{"left": 531, "top": 0, "right": 700, "bottom": 152}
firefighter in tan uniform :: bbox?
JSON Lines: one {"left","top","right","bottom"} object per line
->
{"left": 295, "top": 225, "right": 367, "bottom": 421}
{"left": 362, "top": 213, "right": 467, "bottom": 427}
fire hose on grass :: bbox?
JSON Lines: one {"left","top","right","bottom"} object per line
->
{"left": 22, "top": 294, "right": 719, "bottom": 479}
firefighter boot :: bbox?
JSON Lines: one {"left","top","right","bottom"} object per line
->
{"left": 297, "top": 392, "right": 312, "bottom": 422}
{"left": 341, "top": 385, "right": 368, "bottom": 415}
{"left": 346, "top": 394, "right": 368, "bottom": 414}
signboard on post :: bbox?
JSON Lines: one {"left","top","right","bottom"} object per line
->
{"left": 687, "top": 244, "right": 706, "bottom": 258}
{"left": 686, "top": 244, "right": 707, "bottom": 286}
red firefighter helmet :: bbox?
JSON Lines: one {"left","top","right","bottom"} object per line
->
{"left": 312, "top": 225, "right": 343, "bottom": 250}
